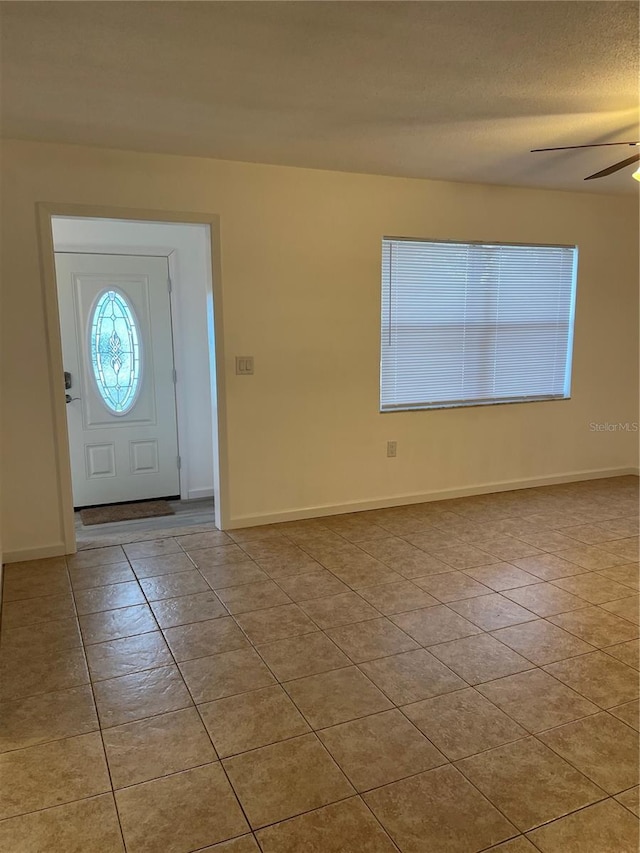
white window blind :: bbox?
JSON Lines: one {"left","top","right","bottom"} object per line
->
{"left": 380, "top": 238, "right": 578, "bottom": 412}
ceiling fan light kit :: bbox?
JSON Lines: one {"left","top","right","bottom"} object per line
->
{"left": 531, "top": 141, "right": 640, "bottom": 182}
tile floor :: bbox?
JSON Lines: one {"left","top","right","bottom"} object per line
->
{"left": 1, "top": 476, "right": 639, "bottom": 852}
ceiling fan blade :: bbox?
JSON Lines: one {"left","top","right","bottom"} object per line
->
{"left": 584, "top": 152, "right": 640, "bottom": 181}
{"left": 531, "top": 142, "right": 638, "bottom": 152}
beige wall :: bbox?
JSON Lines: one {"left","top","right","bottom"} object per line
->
{"left": 1, "top": 139, "right": 638, "bottom": 560}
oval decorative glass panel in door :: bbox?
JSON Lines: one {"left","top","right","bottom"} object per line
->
{"left": 90, "top": 290, "right": 142, "bottom": 414}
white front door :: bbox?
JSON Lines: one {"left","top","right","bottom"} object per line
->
{"left": 56, "top": 253, "right": 180, "bottom": 507}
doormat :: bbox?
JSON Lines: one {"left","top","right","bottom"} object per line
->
{"left": 79, "top": 500, "right": 175, "bottom": 526}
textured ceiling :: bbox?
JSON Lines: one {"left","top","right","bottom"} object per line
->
{"left": 1, "top": 1, "right": 638, "bottom": 193}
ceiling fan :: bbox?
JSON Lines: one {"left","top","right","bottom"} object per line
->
{"left": 531, "top": 141, "right": 640, "bottom": 181}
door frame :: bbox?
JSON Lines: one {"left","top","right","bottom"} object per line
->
{"left": 36, "top": 202, "right": 230, "bottom": 553}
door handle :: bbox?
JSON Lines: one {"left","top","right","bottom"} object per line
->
{"left": 65, "top": 394, "right": 81, "bottom": 404}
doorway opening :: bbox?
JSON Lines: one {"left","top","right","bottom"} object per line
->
{"left": 43, "top": 210, "right": 227, "bottom": 552}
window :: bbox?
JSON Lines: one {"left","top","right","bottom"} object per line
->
{"left": 90, "top": 289, "right": 142, "bottom": 414}
{"left": 380, "top": 238, "right": 578, "bottom": 412}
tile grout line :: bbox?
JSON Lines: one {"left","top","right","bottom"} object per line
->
{"left": 85, "top": 546, "right": 259, "bottom": 851}
{"left": 3, "top": 577, "right": 636, "bottom": 694}
{"left": 170, "top": 544, "right": 634, "bottom": 844}
{"left": 2, "top": 584, "right": 637, "bottom": 736}
{"left": 122, "top": 548, "right": 263, "bottom": 849}
{"left": 1, "top": 480, "right": 637, "bottom": 847}
{"left": 66, "top": 560, "right": 129, "bottom": 853}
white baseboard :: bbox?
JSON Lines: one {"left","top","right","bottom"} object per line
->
{"left": 3, "top": 467, "right": 637, "bottom": 553}
{"left": 227, "top": 466, "right": 640, "bottom": 529}
{"left": 2, "top": 541, "right": 69, "bottom": 564}
{"left": 185, "top": 488, "right": 215, "bottom": 501}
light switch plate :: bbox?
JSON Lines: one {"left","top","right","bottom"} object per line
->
{"left": 236, "top": 356, "right": 254, "bottom": 375}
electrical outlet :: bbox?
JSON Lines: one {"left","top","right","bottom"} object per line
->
{"left": 387, "top": 440, "right": 397, "bottom": 458}
{"left": 235, "top": 356, "right": 254, "bottom": 375}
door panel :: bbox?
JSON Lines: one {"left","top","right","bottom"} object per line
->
{"left": 56, "top": 253, "right": 180, "bottom": 507}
